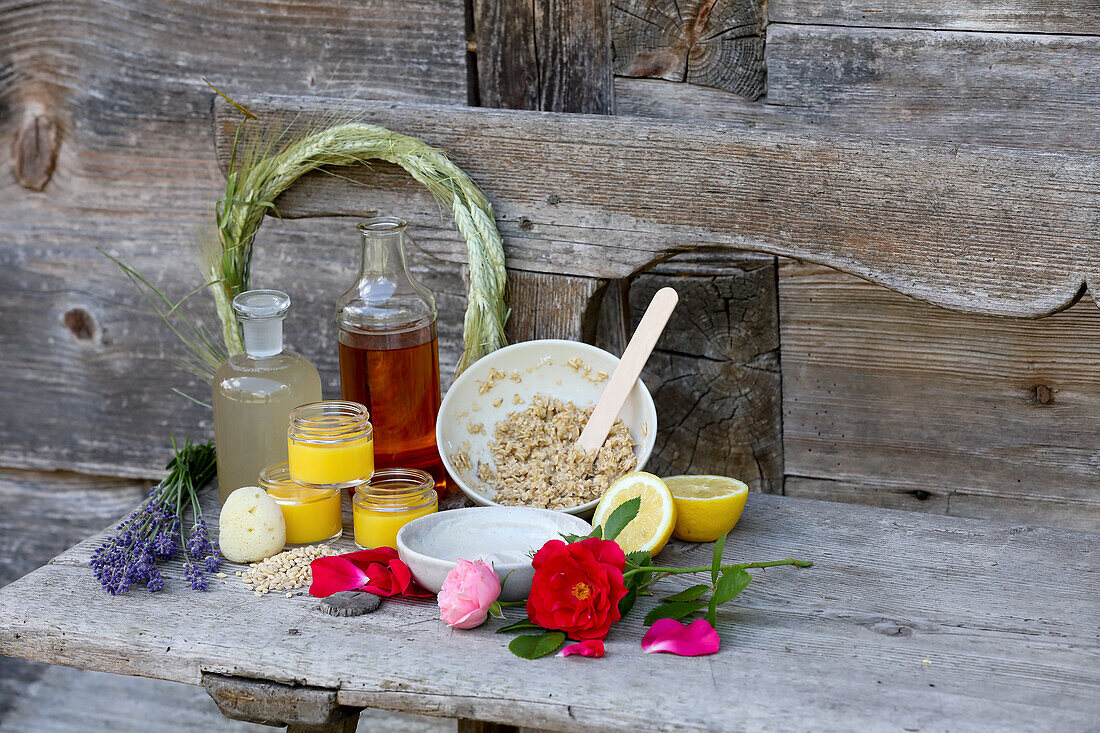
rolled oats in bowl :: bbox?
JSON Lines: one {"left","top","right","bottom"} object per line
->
{"left": 477, "top": 394, "right": 637, "bottom": 510}
{"left": 436, "top": 339, "right": 657, "bottom": 515}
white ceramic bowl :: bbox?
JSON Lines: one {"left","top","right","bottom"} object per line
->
{"left": 396, "top": 506, "right": 593, "bottom": 601}
{"left": 436, "top": 339, "right": 657, "bottom": 515}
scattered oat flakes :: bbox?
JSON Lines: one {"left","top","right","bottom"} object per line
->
{"left": 492, "top": 397, "right": 503, "bottom": 408}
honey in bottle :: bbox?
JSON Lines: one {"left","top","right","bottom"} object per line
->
{"left": 336, "top": 218, "right": 447, "bottom": 493}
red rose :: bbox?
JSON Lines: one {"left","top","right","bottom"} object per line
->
{"left": 526, "top": 538, "right": 629, "bottom": 641}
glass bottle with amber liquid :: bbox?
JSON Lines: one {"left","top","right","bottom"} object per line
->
{"left": 336, "top": 218, "right": 446, "bottom": 493}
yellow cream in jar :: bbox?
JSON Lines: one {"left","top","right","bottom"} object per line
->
{"left": 259, "top": 463, "right": 343, "bottom": 546}
{"left": 287, "top": 401, "right": 374, "bottom": 487}
{"left": 353, "top": 468, "right": 437, "bottom": 549}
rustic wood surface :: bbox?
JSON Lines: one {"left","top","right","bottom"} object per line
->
{"left": 0, "top": 0, "right": 467, "bottom": 479}
{"left": 768, "top": 0, "right": 1100, "bottom": 34}
{"left": 622, "top": 254, "right": 783, "bottom": 493}
{"left": 472, "top": 0, "right": 614, "bottom": 114}
{"left": 611, "top": 0, "right": 766, "bottom": 99}
{"left": 214, "top": 95, "right": 1099, "bottom": 319}
{"left": 766, "top": 25, "right": 1100, "bottom": 152}
{"left": 1, "top": 489, "right": 1097, "bottom": 732}
{"left": 779, "top": 260, "right": 1100, "bottom": 531}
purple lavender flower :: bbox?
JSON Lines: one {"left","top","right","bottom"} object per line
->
{"left": 88, "top": 440, "right": 219, "bottom": 595}
{"left": 146, "top": 567, "right": 164, "bottom": 592}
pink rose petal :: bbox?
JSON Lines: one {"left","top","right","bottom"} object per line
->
{"left": 309, "top": 556, "right": 369, "bottom": 598}
{"left": 438, "top": 559, "right": 501, "bottom": 629}
{"left": 559, "top": 639, "right": 605, "bottom": 658}
{"left": 641, "top": 618, "right": 720, "bottom": 656}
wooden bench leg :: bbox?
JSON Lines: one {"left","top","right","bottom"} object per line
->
{"left": 202, "top": 671, "right": 361, "bottom": 731}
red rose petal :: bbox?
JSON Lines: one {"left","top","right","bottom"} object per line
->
{"left": 559, "top": 640, "right": 605, "bottom": 658}
{"left": 309, "top": 556, "right": 369, "bottom": 598}
{"left": 641, "top": 618, "right": 720, "bottom": 656}
{"left": 344, "top": 547, "right": 399, "bottom": 565}
{"left": 360, "top": 561, "right": 398, "bottom": 597}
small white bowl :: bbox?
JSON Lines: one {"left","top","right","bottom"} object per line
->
{"left": 436, "top": 339, "right": 657, "bottom": 515}
{"left": 396, "top": 506, "right": 593, "bottom": 601}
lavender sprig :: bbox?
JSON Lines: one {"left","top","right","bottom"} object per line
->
{"left": 90, "top": 438, "right": 218, "bottom": 594}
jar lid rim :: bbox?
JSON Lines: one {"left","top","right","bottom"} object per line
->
{"left": 289, "top": 400, "right": 372, "bottom": 440}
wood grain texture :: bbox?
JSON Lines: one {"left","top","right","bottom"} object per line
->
{"left": 472, "top": 0, "right": 614, "bottom": 114}
{"left": 203, "top": 672, "right": 361, "bottom": 729}
{"left": 2, "top": 490, "right": 1097, "bottom": 732}
{"left": 780, "top": 260, "right": 1100, "bottom": 531}
{"left": 0, "top": 468, "right": 149, "bottom": 587}
{"left": 611, "top": 0, "right": 766, "bottom": 99}
{"left": 769, "top": 0, "right": 1100, "bottom": 34}
{"left": 0, "top": 0, "right": 467, "bottom": 478}
{"left": 0, "top": 467, "right": 149, "bottom": 723}
{"left": 504, "top": 271, "right": 607, "bottom": 344}
{"left": 766, "top": 24, "right": 1100, "bottom": 151}
{"left": 622, "top": 253, "right": 783, "bottom": 492}
{"left": 214, "top": 95, "right": 1099, "bottom": 318}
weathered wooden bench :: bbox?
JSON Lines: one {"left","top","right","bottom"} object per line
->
{"left": 0, "top": 93, "right": 1097, "bottom": 731}
{"left": 0, "top": 486, "right": 1095, "bottom": 732}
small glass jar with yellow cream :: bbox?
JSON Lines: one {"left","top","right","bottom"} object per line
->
{"left": 353, "top": 468, "right": 437, "bottom": 550}
{"left": 259, "top": 463, "right": 343, "bottom": 546}
{"left": 287, "top": 401, "right": 374, "bottom": 488}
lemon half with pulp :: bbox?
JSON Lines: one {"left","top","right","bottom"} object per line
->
{"left": 664, "top": 475, "right": 749, "bottom": 542}
{"left": 592, "top": 472, "right": 676, "bottom": 556}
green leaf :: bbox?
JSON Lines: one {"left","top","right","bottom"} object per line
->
{"left": 711, "top": 533, "right": 726, "bottom": 585}
{"left": 496, "top": 618, "right": 542, "bottom": 634}
{"left": 712, "top": 568, "right": 752, "bottom": 606}
{"left": 601, "top": 497, "right": 642, "bottom": 542}
{"left": 660, "top": 584, "right": 710, "bottom": 604}
{"left": 588, "top": 525, "right": 603, "bottom": 539}
{"left": 644, "top": 601, "right": 708, "bottom": 626}
{"left": 623, "top": 550, "right": 654, "bottom": 592}
{"left": 509, "top": 632, "right": 566, "bottom": 659}
{"left": 559, "top": 533, "right": 587, "bottom": 543}
{"left": 488, "top": 601, "right": 504, "bottom": 619}
{"left": 618, "top": 589, "right": 638, "bottom": 618}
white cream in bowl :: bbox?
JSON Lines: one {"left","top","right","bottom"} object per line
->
{"left": 396, "top": 507, "right": 592, "bottom": 601}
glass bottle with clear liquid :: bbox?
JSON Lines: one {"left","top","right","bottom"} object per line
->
{"left": 336, "top": 218, "right": 446, "bottom": 493}
{"left": 213, "top": 290, "right": 322, "bottom": 503}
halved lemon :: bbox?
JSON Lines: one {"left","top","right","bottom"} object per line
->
{"left": 664, "top": 475, "right": 749, "bottom": 542}
{"left": 592, "top": 472, "right": 677, "bottom": 556}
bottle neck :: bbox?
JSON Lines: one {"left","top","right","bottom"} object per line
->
{"left": 358, "top": 227, "right": 410, "bottom": 283}
{"left": 240, "top": 316, "right": 285, "bottom": 358}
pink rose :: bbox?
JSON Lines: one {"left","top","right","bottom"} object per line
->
{"left": 438, "top": 559, "right": 501, "bottom": 629}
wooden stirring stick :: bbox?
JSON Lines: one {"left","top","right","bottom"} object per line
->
{"left": 576, "top": 286, "right": 679, "bottom": 454}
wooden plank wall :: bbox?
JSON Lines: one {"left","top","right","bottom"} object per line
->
{"left": 0, "top": 0, "right": 470, "bottom": 478}
{"left": 611, "top": 0, "right": 1100, "bottom": 529}
{"left": 1, "top": 0, "right": 1097, "bottom": 529}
